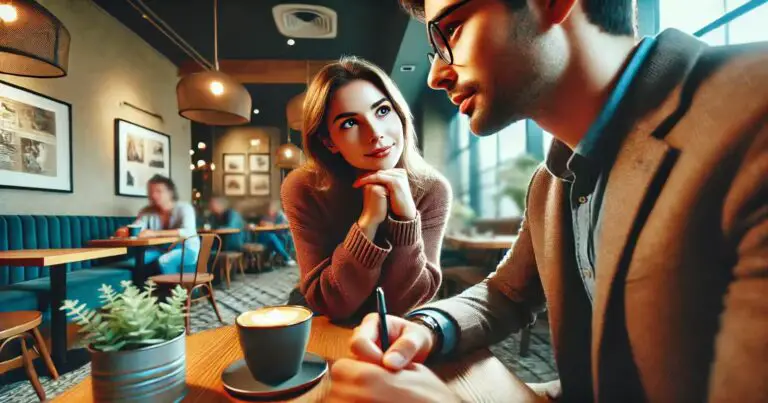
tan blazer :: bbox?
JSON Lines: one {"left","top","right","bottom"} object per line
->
{"left": 424, "top": 29, "right": 768, "bottom": 402}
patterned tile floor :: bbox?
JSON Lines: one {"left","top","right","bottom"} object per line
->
{"left": 0, "top": 267, "right": 557, "bottom": 402}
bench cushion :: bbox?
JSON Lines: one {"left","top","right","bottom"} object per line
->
{"left": 9, "top": 268, "right": 131, "bottom": 320}
{"left": 0, "top": 290, "right": 39, "bottom": 312}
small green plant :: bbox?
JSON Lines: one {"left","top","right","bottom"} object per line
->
{"left": 497, "top": 153, "right": 541, "bottom": 212}
{"left": 61, "top": 280, "right": 188, "bottom": 352}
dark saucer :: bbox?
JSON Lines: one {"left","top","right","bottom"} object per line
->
{"left": 221, "top": 352, "right": 328, "bottom": 398}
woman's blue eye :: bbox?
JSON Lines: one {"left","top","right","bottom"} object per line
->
{"left": 376, "top": 105, "right": 391, "bottom": 117}
{"left": 340, "top": 118, "right": 357, "bottom": 129}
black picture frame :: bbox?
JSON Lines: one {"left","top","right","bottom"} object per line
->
{"left": 0, "top": 79, "right": 73, "bottom": 193}
{"left": 114, "top": 118, "right": 171, "bottom": 198}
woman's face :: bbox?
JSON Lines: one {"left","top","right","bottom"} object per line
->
{"left": 324, "top": 80, "right": 405, "bottom": 173}
{"left": 148, "top": 182, "right": 173, "bottom": 208}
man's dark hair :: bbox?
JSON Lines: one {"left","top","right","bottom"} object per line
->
{"left": 147, "top": 174, "right": 179, "bottom": 201}
{"left": 399, "top": 0, "right": 636, "bottom": 36}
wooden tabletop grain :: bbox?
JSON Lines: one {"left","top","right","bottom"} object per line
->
{"left": 87, "top": 237, "right": 180, "bottom": 248}
{"left": 197, "top": 228, "right": 241, "bottom": 235}
{"left": 248, "top": 224, "right": 290, "bottom": 233}
{"left": 53, "top": 317, "right": 540, "bottom": 402}
{"left": 444, "top": 234, "right": 518, "bottom": 250}
{"left": 0, "top": 247, "right": 127, "bottom": 267}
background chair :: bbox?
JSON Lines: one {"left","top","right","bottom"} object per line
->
{"left": 0, "top": 311, "right": 59, "bottom": 401}
{"left": 150, "top": 234, "right": 225, "bottom": 334}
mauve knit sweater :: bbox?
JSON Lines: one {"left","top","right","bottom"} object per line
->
{"left": 281, "top": 167, "right": 452, "bottom": 320}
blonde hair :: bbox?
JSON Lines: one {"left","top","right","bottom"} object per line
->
{"left": 301, "top": 56, "right": 430, "bottom": 191}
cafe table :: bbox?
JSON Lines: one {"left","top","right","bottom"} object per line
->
{"left": 197, "top": 228, "right": 241, "bottom": 235}
{"left": 248, "top": 223, "right": 290, "bottom": 233}
{"left": 0, "top": 248, "right": 127, "bottom": 367}
{"left": 87, "top": 237, "right": 179, "bottom": 285}
{"left": 444, "top": 234, "right": 518, "bottom": 250}
{"left": 54, "top": 316, "right": 541, "bottom": 402}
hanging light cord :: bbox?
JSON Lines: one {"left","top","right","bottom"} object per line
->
{"left": 125, "top": 0, "right": 213, "bottom": 70}
{"left": 214, "top": 0, "right": 220, "bottom": 71}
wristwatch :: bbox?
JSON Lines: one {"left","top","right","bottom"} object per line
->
{"left": 407, "top": 314, "right": 444, "bottom": 356}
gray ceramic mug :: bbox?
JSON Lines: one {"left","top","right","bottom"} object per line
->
{"left": 235, "top": 305, "right": 313, "bottom": 384}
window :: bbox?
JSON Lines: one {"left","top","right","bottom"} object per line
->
{"left": 444, "top": 115, "right": 531, "bottom": 219}
{"left": 660, "top": 0, "right": 768, "bottom": 45}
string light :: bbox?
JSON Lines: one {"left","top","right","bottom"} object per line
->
{"left": 197, "top": 142, "right": 207, "bottom": 150}
{"left": 197, "top": 159, "right": 206, "bottom": 167}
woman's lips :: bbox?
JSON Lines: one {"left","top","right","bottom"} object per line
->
{"left": 365, "top": 145, "right": 393, "bottom": 159}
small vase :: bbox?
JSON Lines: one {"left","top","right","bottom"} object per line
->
{"left": 89, "top": 333, "right": 187, "bottom": 403}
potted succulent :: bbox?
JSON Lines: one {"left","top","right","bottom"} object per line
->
{"left": 61, "top": 280, "right": 188, "bottom": 403}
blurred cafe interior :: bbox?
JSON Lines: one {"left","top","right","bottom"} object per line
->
{"left": 0, "top": 0, "right": 766, "bottom": 401}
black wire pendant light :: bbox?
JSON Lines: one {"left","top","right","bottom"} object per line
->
{"left": 0, "top": 0, "right": 70, "bottom": 78}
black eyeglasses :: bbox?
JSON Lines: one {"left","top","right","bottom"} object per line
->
{"left": 427, "top": 0, "right": 473, "bottom": 66}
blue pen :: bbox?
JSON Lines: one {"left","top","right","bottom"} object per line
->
{"left": 375, "top": 287, "right": 390, "bottom": 351}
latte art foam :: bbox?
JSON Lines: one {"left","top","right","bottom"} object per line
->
{"left": 237, "top": 306, "right": 310, "bottom": 327}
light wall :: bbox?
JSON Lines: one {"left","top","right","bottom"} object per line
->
{"left": 212, "top": 126, "right": 283, "bottom": 219}
{"left": 0, "top": 0, "right": 191, "bottom": 216}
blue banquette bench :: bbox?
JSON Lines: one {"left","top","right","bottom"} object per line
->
{"left": 0, "top": 215, "right": 136, "bottom": 320}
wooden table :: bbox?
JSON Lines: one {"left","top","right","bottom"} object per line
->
{"left": 248, "top": 224, "right": 290, "bottom": 233}
{"left": 198, "top": 228, "right": 241, "bottom": 235}
{"left": 0, "top": 248, "right": 127, "bottom": 367}
{"left": 88, "top": 237, "right": 179, "bottom": 285}
{"left": 54, "top": 317, "right": 539, "bottom": 402}
{"left": 444, "top": 234, "right": 517, "bottom": 250}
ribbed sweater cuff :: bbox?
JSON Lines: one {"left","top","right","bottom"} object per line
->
{"left": 344, "top": 223, "right": 391, "bottom": 268}
{"left": 387, "top": 213, "right": 421, "bottom": 246}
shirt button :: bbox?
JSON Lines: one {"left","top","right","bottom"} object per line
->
{"left": 583, "top": 269, "right": 593, "bottom": 279}
{"left": 578, "top": 196, "right": 588, "bottom": 204}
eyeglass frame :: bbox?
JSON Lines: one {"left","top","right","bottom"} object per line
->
{"left": 427, "top": 0, "right": 474, "bottom": 66}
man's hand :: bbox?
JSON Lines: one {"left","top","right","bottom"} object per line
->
{"left": 349, "top": 313, "right": 436, "bottom": 370}
{"left": 327, "top": 358, "right": 460, "bottom": 403}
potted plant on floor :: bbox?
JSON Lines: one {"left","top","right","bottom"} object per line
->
{"left": 61, "top": 280, "right": 188, "bottom": 403}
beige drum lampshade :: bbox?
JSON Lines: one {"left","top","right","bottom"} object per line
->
{"left": 0, "top": 0, "right": 70, "bottom": 78}
{"left": 176, "top": 70, "right": 252, "bottom": 126}
{"left": 286, "top": 91, "right": 306, "bottom": 131}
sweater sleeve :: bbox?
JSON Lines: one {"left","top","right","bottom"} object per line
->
{"left": 378, "top": 174, "right": 452, "bottom": 315}
{"left": 281, "top": 172, "right": 392, "bottom": 320}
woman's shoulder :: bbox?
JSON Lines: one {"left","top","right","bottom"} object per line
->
{"left": 413, "top": 168, "right": 452, "bottom": 204}
{"left": 281, "top": 167, "right": 316, "bottom": 198}
{"left": 175, "top": 201, "right": 196, "bottom": 212}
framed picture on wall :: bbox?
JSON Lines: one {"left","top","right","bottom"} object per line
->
{"left": 248, "top": 154, "right": 270, "bottom": 173}
{"left": 223, "top": 153, "right": 245, "bottom": 173}
{"left": 115, "top": 119, "right": 171, "bottom": 197}
{"left": 224, "top": 174, "right": 246, "bottom": 196}
{"left": 249, "top": 174, "right": 270, "bottom": 196}
{"left": 0, "top": 80, "right": 73, "bottom": 193}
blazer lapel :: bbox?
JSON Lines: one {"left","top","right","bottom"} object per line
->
{"left": 590, "top": 29, "right": 708, "bottom": 389}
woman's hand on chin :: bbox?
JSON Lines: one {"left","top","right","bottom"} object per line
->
{"left": 354, "top": 168, "right": 416, "bottom": 220}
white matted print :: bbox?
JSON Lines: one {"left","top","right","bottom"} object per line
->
{"left": 115, "top": 119, "right": 170, "bottom": 197}
{"left": 249, "top": 174, "right": 270, "bottom": 196}
{"left": 248, "top": 154, "right": 270, "bottom": 173}
{"left": 0, "top": 80, "right": 72, "bottom": 192}
{"left": 223, "top": 153, "right": 246, "bottom": 173}
{"left": 224, "top": 174, "right": 246, "bottom": 196}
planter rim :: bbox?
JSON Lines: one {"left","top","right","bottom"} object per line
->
{"left": 87, "top": 331, "right": 185, "bottom": 356}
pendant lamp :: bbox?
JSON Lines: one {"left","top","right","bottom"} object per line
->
{"left": 285, "top": 61, "right": 311, "bottom": 131}
{"left": 0, "top": 0, "right": 70, "bottom": 78}
{"left": 176, "top": 0, "right": 251, "bottom": 125}
{"left": 275, "top": 125, "right": 303, "bottom": 169}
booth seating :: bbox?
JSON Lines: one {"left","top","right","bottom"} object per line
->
{"left": 0, "top": 215, "right": 135, "bottom": 320}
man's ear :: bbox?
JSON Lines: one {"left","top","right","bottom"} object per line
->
{"left": 322, "top": 137, "right": 340, "bottom": 154}
{"left": 531, "top": 0, "right": 578, "bottom": 26}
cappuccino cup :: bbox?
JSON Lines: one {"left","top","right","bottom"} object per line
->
{"left": 235, "top": 305, "right": 313, "bottom": 384}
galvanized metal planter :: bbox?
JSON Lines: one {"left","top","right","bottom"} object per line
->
{"left": 89, "top": 333, "right": 187, "bottom": 403}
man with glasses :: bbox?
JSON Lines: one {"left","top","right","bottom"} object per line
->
{"left": 327, "top": 0, "right": 768, "bottom": 402}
